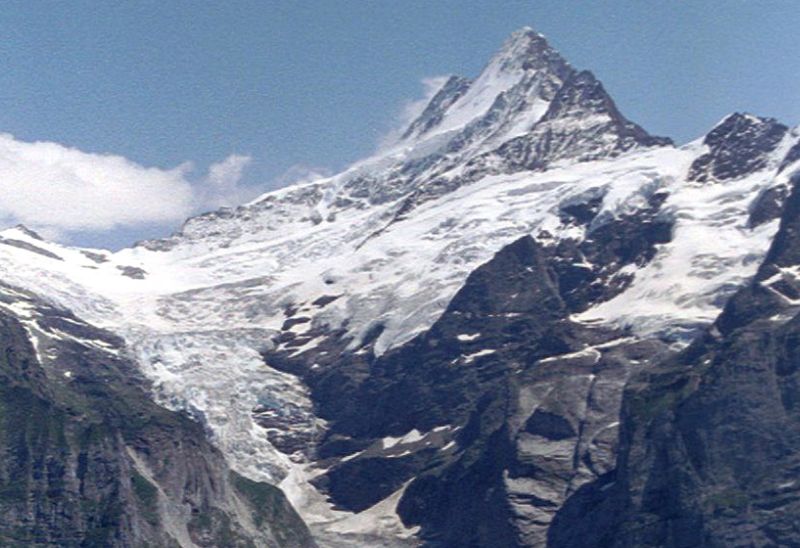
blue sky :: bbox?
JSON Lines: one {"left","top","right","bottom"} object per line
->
{"left": 0, "top": 1, "right": 797, "bottom": 248}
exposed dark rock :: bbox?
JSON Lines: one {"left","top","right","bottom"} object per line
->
{"left": 313, "top": 450, "right": 437, "bottom": 512}
{"left": 549, "top": 175, "right": 800, "bottom": 547}
{"left": 523, "top": 410, "right": 576, "bottom": 440}
{"left": 779, "top": 139, "right": 800, "bottom": 174}
{"left": 13, "top": 224, "right": 45, "bottom": 240}
{"left": 81, "top": 250, "right": 110, "bottom": 264}
{"left": 282, "top": 316, "right": 311, "bottom": 330}
{"left": 688, "top": 113, "right": 788, "bottom": 182}
{"left": 749, "top": 184, "right": 790, "bottom": 227}
{"left": 116, "top": 265, "right": 147, "bottom": 279}
{"left": 0, "top": 237, "right": 63, "bottom": 261}
{"left": 546, "top": 188, "right": 673, "bottom": 311}
{"left": 264, "top": 235, "right": 673, "bottom": 546}
{"left": 488, "top": 70, "right": 672, "bottom": 174}
{"left": 558, "top": 192, "right": 605, "bottom": 225}
{"left": 312, "top": 294, "right": 340, "bottom": 308}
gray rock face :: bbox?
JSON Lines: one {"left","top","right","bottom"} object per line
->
{"left": 0, "top": 236, "right": 63, "bottom": 261}
{"left": 544, "top": 187, "right": 673, "bottom": 312}
{"left": 548, "top": 175, "right": 800, "bottom": 547}
{"left": 487, "top": 70, "right": 672, "bottom": 174}
{"left": 688, "top": 113, "right": 788, "bottom": 182}
{"left": 781, "top": 140, "right": 800, "bottom": 173}
{"left": 749, "top": 184, "right": 790, "bottom": 228}
{"left": 0, "top": 287, "right": 316, "bottom": 548}
{"left": 265, "top": 235, "right": 675, "bottom": 546}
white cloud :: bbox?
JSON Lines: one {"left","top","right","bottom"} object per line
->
{"left": 238, "top": 164, "right": 332, "bottom": 207}
{"left": 0, "top": 133, "right": 255, "bottom": 240}
{"left": 377, "top": 75, "right": 450, "bottom": 150}
{"left": 200, "top": 153, "right": 253, "bottom": 208}
{"left": 265, "top": 164, "right": 332, "bottom": 189}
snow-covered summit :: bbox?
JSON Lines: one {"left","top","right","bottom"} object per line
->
{"left": 400, "top": 27, "right": 571, "bottom": 144}
{"left": 10, "top": 224, "right": 45, "bottom": 241}
{"left": 688, "top": 112, "right": 789, "bottom": 182}
{"left": 490, "top": 27, "right": 559, "bottom": 70}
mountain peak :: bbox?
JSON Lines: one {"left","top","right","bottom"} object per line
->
{"left": 488, "top": 26, "right": 569, "bottom": 76}
{"left": 3, "top": 224, "right": 44, "bottom": 241}
{"left": 712, "top": 112, "right": 780, "bottom": 131}
{"left": 688, "top": 112, "right": 788, "bottom": 182}
{"left": 501, "top": 26, "right": 547, "bottom": 51}
{"left": 399, "top": 27, "right": 572, "bottom": 143}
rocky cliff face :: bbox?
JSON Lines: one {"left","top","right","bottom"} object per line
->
{"left": 548, "top": 174, "right": 800, "bottom": 547}
{"left": 263, "top": 223, "right": 681, "bottom": 546}
{"left": 0, "top": 286, "right": 315, "bottom": 547}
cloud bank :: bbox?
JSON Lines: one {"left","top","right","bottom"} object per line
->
{"left": 0, "top": 75, "right": 448, "bottom": 245}
{"left": 0, "top": 133, "right": 252, "bottom": 240}
{"left": 201, "top": 153, "right": 253, "bottom": 207}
